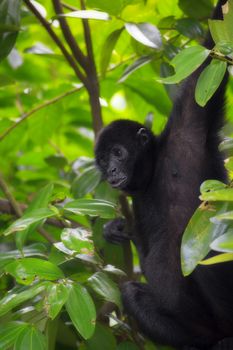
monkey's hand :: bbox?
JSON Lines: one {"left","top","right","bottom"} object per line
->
{"left": 103, "top": 218, "right": 130, "bottom": 245}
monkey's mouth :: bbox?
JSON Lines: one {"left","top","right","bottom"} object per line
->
{"left": 109, "top": 176, "right": 127, "bottom": 189}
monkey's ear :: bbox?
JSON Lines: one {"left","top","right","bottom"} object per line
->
{"left": 137, "top": 128, "right": 149, "bottom": 146}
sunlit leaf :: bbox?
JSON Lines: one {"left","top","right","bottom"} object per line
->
{"left": 61, "top": 227, "right": 93, "bottom": 253}
{"left": 158, "top": 46, "right": 210, "bottom": 84}
{"left": 211, "top": 230, "right": 233, "bottom": 253}
{"left": 125, "top": 22, "right": 162, "bottom": 49}
{"left": 0, "top": 282, "right": 48, "bottom": 317}
{"left": 45, "top": 283, "right": 70, "bottom": 320}
{"left": 4, "top": 258, "right": 64, "bottom": 285}
{"left": 195, "top": 59, "right": 227, "bottom": 107}
{"left": 58, "top": 10, "right": 110, "bottom": 20}
{"left": 200, "top": 253, "right": 233, "bottom": 265}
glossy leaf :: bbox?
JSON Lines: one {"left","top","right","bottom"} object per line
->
{"left": 14, "top": 325, "right": 47, "bottom": 350}
{"left": 119, "top": 55, "right": 153, "bottom": 83}
{"left": 100, "top": 28, "right": 123, "bottom": 77}
{"left": 158, "top": 46, "right": 210, "bottom": 84}
{"left": 195, "top": 59, "right": 227, "bottom": 107}
{"left": 0, "top": 282, "right": 48, "bottom": 317}
{"left": 200, "top": 253, "right": 233, "bottom": 265}
{"left": 4, "top": 258, "right": 64, "bottom": 285}
{"left": 0, "top": 322, "right": 28, "bottom": 349}
{"left": 65, "top": 283, "right": 96, "bottom": 339}
{"left": 200, "top": 180, "right": 226, "bottom": 194}
{"left": 125, "top": 22, "right": 162, "bottom": 49}
{"left": 181, "top": 203, "right": 230, "bottom": 276}
{"left": 45, "top": 283, "right": 70, "bottom": 320}
{"left": 71, "top": 166, "right": 101, "bottom": 198}
{"left": 211, "top": 231, "right": 233, "bottom": 253}
{"left": 200, "top": 188, "right": 233, "bottom": 202}
{"left": 58, "top": 10, "right": 110, "bottom": 20}
{"left": 5, "top": 207, "right": 56, "bottom": 236}
{"left": 64, "top": 199, "right": 116, "bottom": 218}
{"left": 175, "top": 18, "right": 204, "bottom": 38}
{"left": 61, "top": 228, "right": 93, "bottom": 253}
{"left": 211, "top": 211, "right": 233, "bottom": 223}
{"left": 88, "top": 272, "right": 122, "bottom": 309}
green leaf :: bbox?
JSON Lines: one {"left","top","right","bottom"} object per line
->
{"left": 4, "top": 258, "right": 64, "bottom": 285}
{"left": 200, "top": 188, "right": 233, "bottom": 202}
{"left": 61, "top": 228, "right": 93, "bottom": 253}
{"left": 158, "top": 46, "right": 210, "bottom": 84}
{"left": 0, "top": 322, "right": 28, "bottom": 349}
{"left": 71, "top": 166, "right": 101, "bottom": 198}
{"left": 200, "top": 253, "right": 233, "bottom": 265}
{"left": 64, "top": 199, "right": 116, "bottom": 218}
{"left": 65, "top": 283, "right": 96, "bottom": 339}
{"left": 58, "top": 10, "right": 110, "bottom": 20}
{"left": 209, "top": 0, "right": 233, "bottom": 46}
{"left": 88, "top": 272, "right": 122, "bottom": 309}
{"left": 103, "top": 264, "right": 126, "bottom": 277}
{"left": 45, "top": 283, "right": 70, "bottom": 320}
{"left": 211, "top": 211, "right": 233, "bottom": 223}
{"left": 211, "top": 231, "right": 233, "bottom": 253}
{"left": 181, "top": 203, "right": 230, "bottom": 276}
{"left": 118, "top": 55, "right": 153, "bottom": 83}
{"left": 200, "top": 180, "right": 226, "bottom": 194}
{"left": 195, "top": 59, "right": 227, "bottom": 107}
{"left": 86, "top": 0, "right": 133, "bottom": 16}
{"left": 178, "top": 0, "right": 213, "bottom": 19}
{"left": 0, "top": 282, "right": 48, "bottom": 317}
{"left": 45, "top": 155, "right": 68, "bottom": 168}
{"left": 86, "top": 324, "right": 117, "bottom": 350}
{"left": 175, "top": 18, "right": 204, "bottom": 39}
{"left": 0, "top": 0, "right": 20, "bottom": 61}
{"left": 16, "top": 184, "right": 54, "bottom": 249}
{"left": 14, "top": 325, "right": 47, "bottom": 350}
{"left": 5, "top": 208, "right": 57, "bottom": 236}
{"left": 125, "top": 22, "right": 162, "bottom": 49}
{"left": 100, "top": 28, "right": 123, "bottom": 77}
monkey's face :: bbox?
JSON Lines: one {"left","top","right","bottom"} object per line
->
{"left": 95, "top": 120, "right": 154, "bottom": 192}
{"left": 96, "top": 143, "right": 131, "bottom": 190}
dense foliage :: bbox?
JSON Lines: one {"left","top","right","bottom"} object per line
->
{"left": 0, "top": 0, "right": 233, "bottom": 349}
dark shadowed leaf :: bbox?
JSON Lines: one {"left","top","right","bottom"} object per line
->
{"left": 86, "top": 324, "right": 117, "bottom": 350}
{"left": 100, "top": 28, "right": 123, "bottom": 77}
{"left": 117, "top": 342, "right": 140, "bottom": 350}
{"left": 195, "top": 59, "right": 227, "bottom": 107}
{"left": 0, "top": 0, "right": 20, "bottom": 61}
{"left": 88, "top": 272, "right": 122, "bottom": 309}
{"left": 65, "top": 283, "right": 96, "bottom": 339}
{"left": 71, "top": 166, "right": 101, "bottom": 198}
{"left": 119, "top": 55, "right": 153, "bottom": 83}
{"left": 178, "top": 0, "right": 213, "bottom": 19}
{"left": 125, "top": 22, "right": 162, "bottom": 49}
{"left": 175, "top": 18, "right": 204, "bottom": 38}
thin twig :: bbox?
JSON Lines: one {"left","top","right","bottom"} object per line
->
{"left": 0, "top": 86, "right": 83, "bottom": 142}
{"left": 52, "top": 0, "right": 88, "bottom": 70}
{"left": 23, "top": 0, "right": 87, "bottom": 86}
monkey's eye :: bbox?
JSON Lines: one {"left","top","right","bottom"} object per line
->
{"left": 112, "top": 147, "right": 122, "bottom": 158}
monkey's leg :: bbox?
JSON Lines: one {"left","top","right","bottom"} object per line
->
{"left": 121, "top": 281, "right": 217, "bottom": 349}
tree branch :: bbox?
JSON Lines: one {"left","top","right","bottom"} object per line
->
{"left": 0, "top": 86, "right": 83, "bottom": 142}
{"left": 23, "top": 0, "right": 87, "bottom": 86}
{"left": 52, "top": 0, "right": 88, "bottom": 70}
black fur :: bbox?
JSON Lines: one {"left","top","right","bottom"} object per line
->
{"left": 95, "top": 1, "right": 233, "bottom": 349}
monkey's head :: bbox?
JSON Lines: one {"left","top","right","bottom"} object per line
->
{"left": 95, "top": 120, "right": 155, "bottom": 192}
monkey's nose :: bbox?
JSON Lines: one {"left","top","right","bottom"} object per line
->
{"left": 111, "top": 167, "right": 117, "bottom": 174}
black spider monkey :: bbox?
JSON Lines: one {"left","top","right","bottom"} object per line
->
{"left": 95, "top": 1, "right": 233, "bottom": 349}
